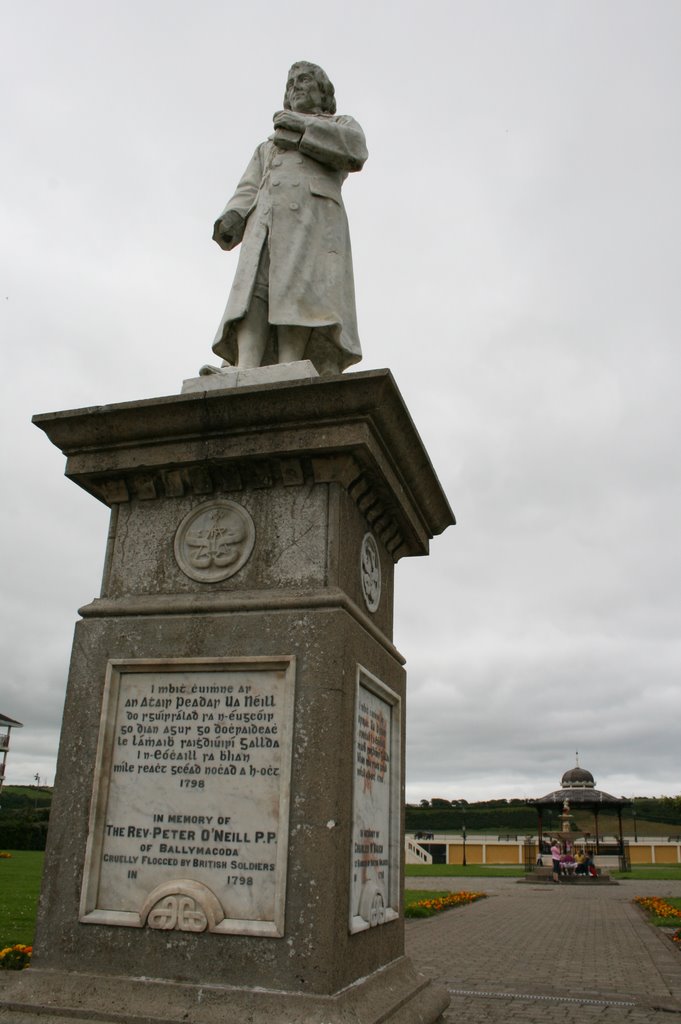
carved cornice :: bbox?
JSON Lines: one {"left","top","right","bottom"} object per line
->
{"left": 33, "top": 370, "right": 455, "bottom": 559}
{"left": 93, "top": 452, "right": 407, "bottom": 559}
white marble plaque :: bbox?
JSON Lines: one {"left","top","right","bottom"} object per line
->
{"left": 80, "top": 657, "right": 295, "bottom": 937}
{"left": 349, "top": 667, "right": 401, "bottom": 933}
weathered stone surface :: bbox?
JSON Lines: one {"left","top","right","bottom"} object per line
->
{"left": 32, "top": 608, "right": 407, "bottom": 991}
{"left": 32, "top": 369, "right": 455, "bottom": 561}
{"left": 0, "top": 954, "right": 449, "bottom": 1024}
{"left": 9, "top": 370, "right": 454, "bottom": 1023}
{"left": 183, "top": 359, "right": 319, "bottom": 393}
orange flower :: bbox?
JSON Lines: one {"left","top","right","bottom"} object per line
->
{"left": 0, "top": 945, "right": 32, "bottom": 970}
{"left": 634, "top": 896, "right": 681, "bottom": 921}
{"left": 408, "top": 891, "right": 486, "bottom": 916}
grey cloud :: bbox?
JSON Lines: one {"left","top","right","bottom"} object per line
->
{"left": 2, "top": 1, "right": 679, "bottom": 802}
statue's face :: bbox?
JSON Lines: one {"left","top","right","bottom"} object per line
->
{"left": 286, "top": 66, "right": 323, "bottom": 113}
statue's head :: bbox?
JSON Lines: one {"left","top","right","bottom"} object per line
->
{"left": 284, "top": 61, "right": 337, "bottom": 115}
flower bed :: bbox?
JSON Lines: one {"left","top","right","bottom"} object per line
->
{"left": 634, "top": 896, "right": 681, "bottom": 948}
{"left": 0, "top": 944, "right": 32, "bottom": 970}
{"left": 405, "top": 891, "right": 486, "bottom": 918}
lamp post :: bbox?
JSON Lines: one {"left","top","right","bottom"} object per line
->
{"left": 462, "top": 822, "right": 467, "bottom": 867}
{"left": 633, "top": 808, "right": 638, "bottom": 843}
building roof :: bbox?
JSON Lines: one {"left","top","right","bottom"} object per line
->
{"left": 561, "top": 765, "right": 595, "bottom": 789}
{"left": 527, "top": 759, "right": 630, "bottom": 810}
{"left": 528, "top": 786, "right": 629, "bottom": 808}
{"left": 0, "top": 714, "right": 23, "bottom": 728}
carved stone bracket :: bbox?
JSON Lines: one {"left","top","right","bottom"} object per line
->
{"left": 96, "top": 453, "right": 409, "bottom": 560}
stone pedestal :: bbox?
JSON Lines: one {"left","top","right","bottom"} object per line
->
{"left": 1, "top": 369, "right": 454, "bottom": 1024}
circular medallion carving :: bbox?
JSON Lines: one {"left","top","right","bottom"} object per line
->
{"left": 174, "top": 500, "right": 255, "bottom": 583}
{"left": 360, "top": 532, "right": 381, "bottom": 613}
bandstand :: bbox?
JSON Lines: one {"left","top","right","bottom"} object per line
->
{"left": 527, "top": 759, "right": 631, "bottom": 861}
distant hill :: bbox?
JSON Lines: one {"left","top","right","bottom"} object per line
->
{"left": 1, "top": 787, "right": 678, "bottom": 850}
{"left": 0, "top": 786, "right": 53, "bottom": 810}
{"left": 0, "top": 785, "right": 53, "bottom": 850}
{"left": 406, "top": 803, "right": 536, "bottom": 833}
{"left": 406, "top": 796, "right": 681, "bottom": 836}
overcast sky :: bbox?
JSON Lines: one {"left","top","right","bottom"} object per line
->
{"left": 2, "top": 0, "right": 679, "bottom": 805}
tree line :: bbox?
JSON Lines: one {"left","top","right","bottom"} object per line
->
{"left": 1, "top": 788, "right": 679, "bottom": 850}
{"left": 0, "top": 787, "right": 51, "bottom": 850}
{"left": 406, "top": 795, "right": 681, "bottom": 832}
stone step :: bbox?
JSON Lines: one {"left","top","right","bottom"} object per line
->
{"left": 520, "top": 867, "right": 615, "bottom": 885}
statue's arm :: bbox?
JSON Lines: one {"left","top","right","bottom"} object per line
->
{"left": 213, "top": 145, "right": 265, "bottom": 250}
{"left": 298, "top": 115, "right": 368, "bottom": 172}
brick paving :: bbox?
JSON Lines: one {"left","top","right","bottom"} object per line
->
{"left": 406, "top": 877, "right": 681, "bottom": 1022}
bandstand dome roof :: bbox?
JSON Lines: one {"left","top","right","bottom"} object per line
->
{"left": 527, "top": 759, "right": 630, "bottom": 810}
{"left": 561, "top": 765, "right": 595, "bottom": 789}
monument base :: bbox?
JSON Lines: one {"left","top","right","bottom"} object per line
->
{"left": 0, "top": 956, "right": 448, "bottom": 1024}
{"left": 9, "top": 371, "right": 455, "bottom": 1024}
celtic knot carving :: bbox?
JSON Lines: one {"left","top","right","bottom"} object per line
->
{"left": 360, "top": 533, "right": 381, "bottom": 613}
{"left": 141, "top": 880, "right": 224, "bottom": 933}
{"left": 174, "top": 500, "right": 256, "bottom": 583}
{"left": 359, "top": 884, "right": 386, "bottom": 927}
{"left": 147, "top": 894, "right": 207, "bottom": 932}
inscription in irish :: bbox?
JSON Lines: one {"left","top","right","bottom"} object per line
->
{"left": 80, "top": 658, "right": 295, "bottom": 937}
{"left": 349, "top": 668, "right": 400, "bottom": 932}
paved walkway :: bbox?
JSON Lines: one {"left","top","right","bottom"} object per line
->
{"left": 406, "top": 877, "right": 681, "bottom": 1022}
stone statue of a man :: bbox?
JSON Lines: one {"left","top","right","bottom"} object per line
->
{"left": 205, "top": 62, "right": 368, "bottom": 377}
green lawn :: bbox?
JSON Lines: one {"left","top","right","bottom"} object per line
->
{"left": 405, "top": 888, "right": 448, "bottom": 908}
{"left": 1, "top": 852, "right": 680, "bottom": 949}
{"left": 406, "top": 863, "right": 681, "bottom": 880}
{"left": 613, "top": 866, "right": 681, "bottom": 881}
{"left": 635, "top": 896, "right": 681, "bottom": 929}
{"left": 650, "top": 896, "right": 681, "bottom": 927}
{"left": 0, "top": 852, "right": 44, "bottom": 946}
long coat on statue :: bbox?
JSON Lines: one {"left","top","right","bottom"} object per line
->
{"left": 212, "top": 114, "right": 368, "bottom": 372}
